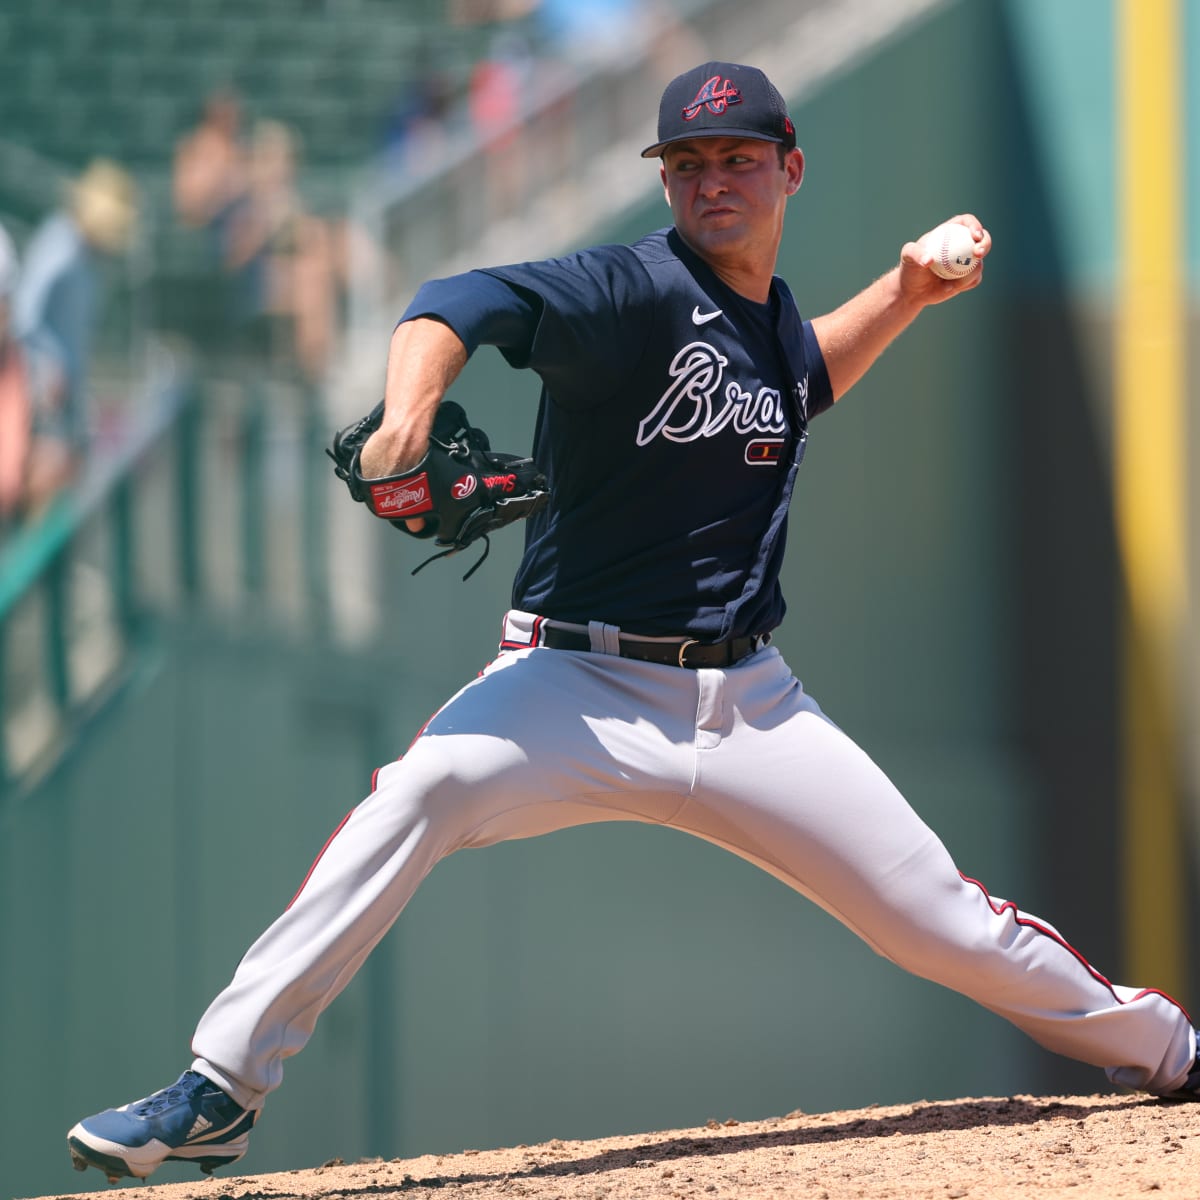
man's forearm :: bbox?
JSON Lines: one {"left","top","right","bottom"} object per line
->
{"left": 360, "top": 317, "right": 468, "bottom": 478}
{"left": 809, "top": 267, "right": 925, "bottom": 403}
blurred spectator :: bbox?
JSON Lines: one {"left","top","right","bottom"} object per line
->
{"left": 380, "top": 68, "right": 456, "bottom": 178}
{"left": 448, "top": 0, "right": 538, "bottom": 22}
{"left": 171, "top": 89, "right": 250, "bottom": 348}
{"left": 535, "top": 0, "right": 643, "bottom": 67}
{"left": 532, "top": 0, "right": 701, "bottom": 76}
{"left": 468, "top": 32, "right": 536, "bottom": 218}
{"left": 224, "top": 121, "right": 337, "bottom": 379}
{"left": 173, "top": 88, "right": 249, "bottom": 240}
{"left": 0, "top": 223, "right": 78, "bottom": 531}
{"left": 0, "top": 224, "right": 31, "bottom": 529}
{"left": 12, "top": 159, "right": 139, "bottom": 497}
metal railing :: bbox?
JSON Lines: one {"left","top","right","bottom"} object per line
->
{"left": 0, "top": 353, "right": 186, "bottom": 794}
{"left": 0, "top": 352, "right": 336, "bottom": 802}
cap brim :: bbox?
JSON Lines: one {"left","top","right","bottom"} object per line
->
{"left": 641, "top": 128, "right": 785, "bottom": 158}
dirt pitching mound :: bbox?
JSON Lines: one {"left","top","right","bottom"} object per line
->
{"left": 35, "top": 1093, "right": 1200, "bottom": 1200}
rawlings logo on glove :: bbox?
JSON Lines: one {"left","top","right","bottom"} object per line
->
{"left": 327, "top": 399, "right": 550, "bottom": 579}
{"left": 371, "top": 477, "right": 433, "bottom": 517}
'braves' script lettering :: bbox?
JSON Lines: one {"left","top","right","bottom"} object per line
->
{"left": 637, "top": 342, "right": 790, "bottom": 447}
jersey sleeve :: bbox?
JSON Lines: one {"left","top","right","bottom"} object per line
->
{"left": 401, "top": 246, "right": 653, "bottom": 409}
{"left": 771, "top": 276, "right": 834, "bottom": 423}
{"left": 400, "top": 271, "right": 541, "bottom": 357}
{"left": 801, "top": 318, "right": 834, "bottom": 420}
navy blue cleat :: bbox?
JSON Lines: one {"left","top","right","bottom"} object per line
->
{"left": 1159, "top": 1036, "right": 1200, "bottom": 1101}
{"left": 67, "top": 1070, "right": 256, "bottom": 1183}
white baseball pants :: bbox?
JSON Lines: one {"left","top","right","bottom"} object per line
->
{"left": 191, "top": 610, "right": 1195, "bottom": 1109}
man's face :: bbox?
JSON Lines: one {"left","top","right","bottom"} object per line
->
{"left": 660, "top": 137, "right": 804, "bottom": 268}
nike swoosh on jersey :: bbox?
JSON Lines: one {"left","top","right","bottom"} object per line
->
{"left": 691, "top": 306, "right": 723, "bottom": 326}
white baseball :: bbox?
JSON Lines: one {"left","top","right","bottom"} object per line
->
{"left": 922, "top": 222, "right": 980, "bottom": 280}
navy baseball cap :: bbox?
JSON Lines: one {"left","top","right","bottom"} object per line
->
{"left": 641, "top": 61, "right": 796, "bottom": 158}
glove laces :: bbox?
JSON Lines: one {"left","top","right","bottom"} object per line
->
{"left": 411, "top": 534, "right": 491, "bottom": 581}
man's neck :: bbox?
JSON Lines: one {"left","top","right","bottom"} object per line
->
{"left": 709, "top": 261, "right": 773, "bottom": 304}
{"left": 676, "top": 229, "right": 777, "bottom": 304}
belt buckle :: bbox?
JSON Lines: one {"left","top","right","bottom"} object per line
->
{"left": 677, "top": 638, "right": 699, "bottom": 668}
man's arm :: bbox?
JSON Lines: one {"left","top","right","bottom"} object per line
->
{"left": 810, "top": 214, "right": 990, "bottom": 403}
{"left": 359, "top": 316, "right": 469, "bottom": 479}
{"left": 357, "top": 317, "right": 469, "bottom": 533}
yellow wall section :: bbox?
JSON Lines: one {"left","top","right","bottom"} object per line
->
{"left": 1116, "top": 0, "right": 1188, "bottom": 995}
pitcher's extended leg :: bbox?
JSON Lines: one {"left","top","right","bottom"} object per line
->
{"left": 674, "top": 657, "right": 1195, "bottom": 1094}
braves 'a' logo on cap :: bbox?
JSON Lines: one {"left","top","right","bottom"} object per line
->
{"left": 682, "top": 75, "right": 741, "bottom": 121}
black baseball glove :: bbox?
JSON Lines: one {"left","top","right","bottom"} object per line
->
{"left": 327, "top": 399, "right": 549, "bottom": 578}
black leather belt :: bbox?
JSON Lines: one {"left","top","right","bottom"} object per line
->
{"left": 540, "top": 627, "right": 768, "bottom": 669}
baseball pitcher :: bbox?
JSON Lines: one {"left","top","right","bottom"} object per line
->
{"left": 67, "top": 61, "right": 1197, "bottom": 1184}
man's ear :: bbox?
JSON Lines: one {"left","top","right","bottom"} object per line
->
{"left": 660, "top": 162, "right": 669, "bottom": 204}
{"left": 786, "top": 148, "right": 805, "bottom": 196}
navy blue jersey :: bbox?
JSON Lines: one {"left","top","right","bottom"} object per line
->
{"left": 402, "top": 227, "right": 833, "bottom": 640}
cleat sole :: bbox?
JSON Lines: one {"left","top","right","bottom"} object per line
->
{"left": 67, "top": 1134, "right": 141, "bottom": 1182}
